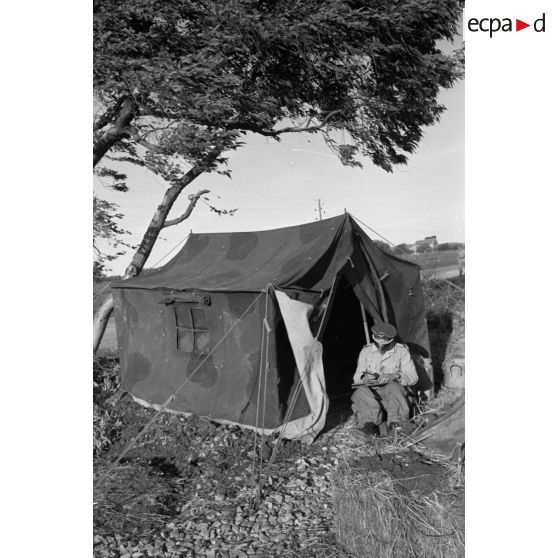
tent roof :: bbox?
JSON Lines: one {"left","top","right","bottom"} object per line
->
{"left": 114, "top": 214, "right": 419, "bottom": 292}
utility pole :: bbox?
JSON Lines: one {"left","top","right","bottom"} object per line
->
{"left": 315, "top": 198, "right": 323, "bottom": 221}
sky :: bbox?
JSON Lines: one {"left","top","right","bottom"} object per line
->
{"left": 95, "top": 45, "right": 464, "bottom": 276}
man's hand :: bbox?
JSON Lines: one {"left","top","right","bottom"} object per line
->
{"left": 376, "top": 373, "right": 400, "bottom": 385}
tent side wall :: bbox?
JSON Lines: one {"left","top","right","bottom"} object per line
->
{"left": 355, "top": 230, "right": 430, "bottom": 356}
{"left": 112, "top": 287, "right": 312, "bottom": 429}
{"left": 381, "top": 254, "right": 429, "bottom": 354}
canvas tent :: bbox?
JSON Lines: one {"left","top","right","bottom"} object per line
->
{"left": 411, "top": 396, "right": 465, "bottom": 457}
{"left": 112, "top": 214, "right": 431, "bottom": 441}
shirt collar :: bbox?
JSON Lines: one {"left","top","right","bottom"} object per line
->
{"left": 370, "top": 342, "right": 396, "bottom": 355}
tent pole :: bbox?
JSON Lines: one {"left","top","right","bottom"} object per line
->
{"left": 316, "top": 274, "right": 341, "bottom": 341}
{"left": 360, "top": 301, "right": 371, "bottom": 344}
{"left": 359, "top": 245, "right": 388, "bottom": 322}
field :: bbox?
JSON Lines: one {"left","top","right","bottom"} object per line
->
{"left": 93, "top": 276, "right": 465, "bottom": 557}
{"left": 399, "top": 249, "right": 462, "bottom": 270}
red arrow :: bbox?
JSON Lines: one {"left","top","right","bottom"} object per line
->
{"left": 516, "top": 19, "right": 530, "bottom": 31}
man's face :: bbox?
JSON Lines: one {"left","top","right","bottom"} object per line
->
{"left": 372, "top": 333, "right": 394, "bottom": 347}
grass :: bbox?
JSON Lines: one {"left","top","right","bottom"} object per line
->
{"left": 331, "top": 399, "right": 464, "bottom": 558}
{"left": 422, "top": 276, "right": 465, "bottom": 390}
{"left": 332, "top": 465, "right": 464, "bottom": 558}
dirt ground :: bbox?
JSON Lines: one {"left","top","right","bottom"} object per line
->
{"left": 353, "top": 451, "right": 446, "bottom": 494}
{"left": 94, "top": 354, "right": 463, "bottom": 557}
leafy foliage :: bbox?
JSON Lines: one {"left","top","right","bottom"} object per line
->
{"left": 394, "top": 243, "right": 413, "bottom": 255}
{"left": 95, "top": 166, "right": 129, "bottom": 192}
{"left": 202, "top": 195, "right": 238, "bottom": 217}
{"left": 93, "top": 355, "right": 123, "bottom": 455}
{"left": 94, "top": 0, "right": 464, "bottom": 172}
{"left": 93, "top": 196, "right": 134, "bottom": 275}
{"left": 438, "top": 242, "right": 464, "bottom": 251}
{"left": 372, "top": 239, "right": 393, "bottom": 254}
{"left": 93, "top": 261, "right": 107, "bottom": 281}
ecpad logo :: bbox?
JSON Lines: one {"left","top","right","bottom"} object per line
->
{"left": 468, "top": 13, "right": 546, "bottom": 38}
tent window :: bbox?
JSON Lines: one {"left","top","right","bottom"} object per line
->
{"left": 173, "top": 303, "right": 210, "bottom": 353}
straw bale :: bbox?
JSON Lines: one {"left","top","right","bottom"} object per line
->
{"left": 333, "top": 458, "right": 464, "bottom": 557}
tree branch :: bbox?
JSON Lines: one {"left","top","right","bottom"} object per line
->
{"left": 163, "top": 189, "right": 210, "bottom": 228}
{"left": 123, "top": 148, "right": 223, "bottom": 278}
{"left": 230, "top": 110, "right": 344, "bottom": 137}
{"left": 93, "top": 96, "right": 125, "bottom": 131}
{"left": 93, "top": 97, "right": 136, "bottom": 167}
{"left": 127, "top": 126, "right": 170, "bottom": 154}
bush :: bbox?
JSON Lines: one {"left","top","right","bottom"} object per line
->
{"left": 373, "top": 240, "right": 393, "bottom": 254}
{"left": 422, "top": 277, "right": 464, "bottom": 389}
{"left": 394, "top": 243, "right": 413, "bottom": 255}
{"left": 93, "top": 355, "right": 124, "bottom": 456}
{"left": 438, "top": 243, "right": 464, "bottom": 252}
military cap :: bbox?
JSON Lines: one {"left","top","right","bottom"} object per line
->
{"left": 370, "top": 322, "right": 397, "bottom": 338}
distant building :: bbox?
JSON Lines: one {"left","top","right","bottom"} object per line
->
{"left": 409, "top": 235, "right": 438, "bottom": 254}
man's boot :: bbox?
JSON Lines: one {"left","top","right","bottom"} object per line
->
{"left": 351, "top": 421, "right": 379, "bottom": 439}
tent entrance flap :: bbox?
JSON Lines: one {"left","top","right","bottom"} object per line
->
{"left": 274, "top": 290, "right": 328, "bottom": 441}
{"left": 321, "top": 275, "right": 367, "bottom": 397}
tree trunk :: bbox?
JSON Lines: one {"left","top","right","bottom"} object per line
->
{"left": 93, "top": 293, "right": 116, "bottom": 354}
{"left": 123, "top": 166, "right": 207, "bottom": 277}
{"left": 93, "top": 163, "right": 215, "bottom": 353}
{"left": 93, "top": 97, "right": 135, "bottom": 168}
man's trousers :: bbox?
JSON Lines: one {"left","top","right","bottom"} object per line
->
{"left": 351, "top": 382, "right": 413, "bottom": 426}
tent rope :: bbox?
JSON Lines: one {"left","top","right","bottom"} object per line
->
{"left": 260, "top": 286, "right": 272, "bottom": 440}
{"left": 260, "top": 290, "right": 271, "bottom": 442}
{"left": 93, "top": 282, "right": 110, "bottom": 300}
{"left": 249, "top": 308, "right": 267, "bottom": 495}
{"left": 316, "top": 276, "right": 339, "bottom": 340}
{"left": 95, "top": 289, "right": 266, "bottom": 489}
{"left": 267, "top": 378, "right": 305, "bottom": 470}
{"left": 249, "top": 285, "right": 273, "bottom": 508}
{"left": 150, "top": 232, "right": 192, "bottom": 269}
{"left": 351, "top": 214, "right": 465, "bottom": 294}
{"left": 257, "top": 288, "right": 272, "bottom": 496}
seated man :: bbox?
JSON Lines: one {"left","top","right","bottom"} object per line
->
{"left": 351, "top": 322, "right": 418, "bottom": 435}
